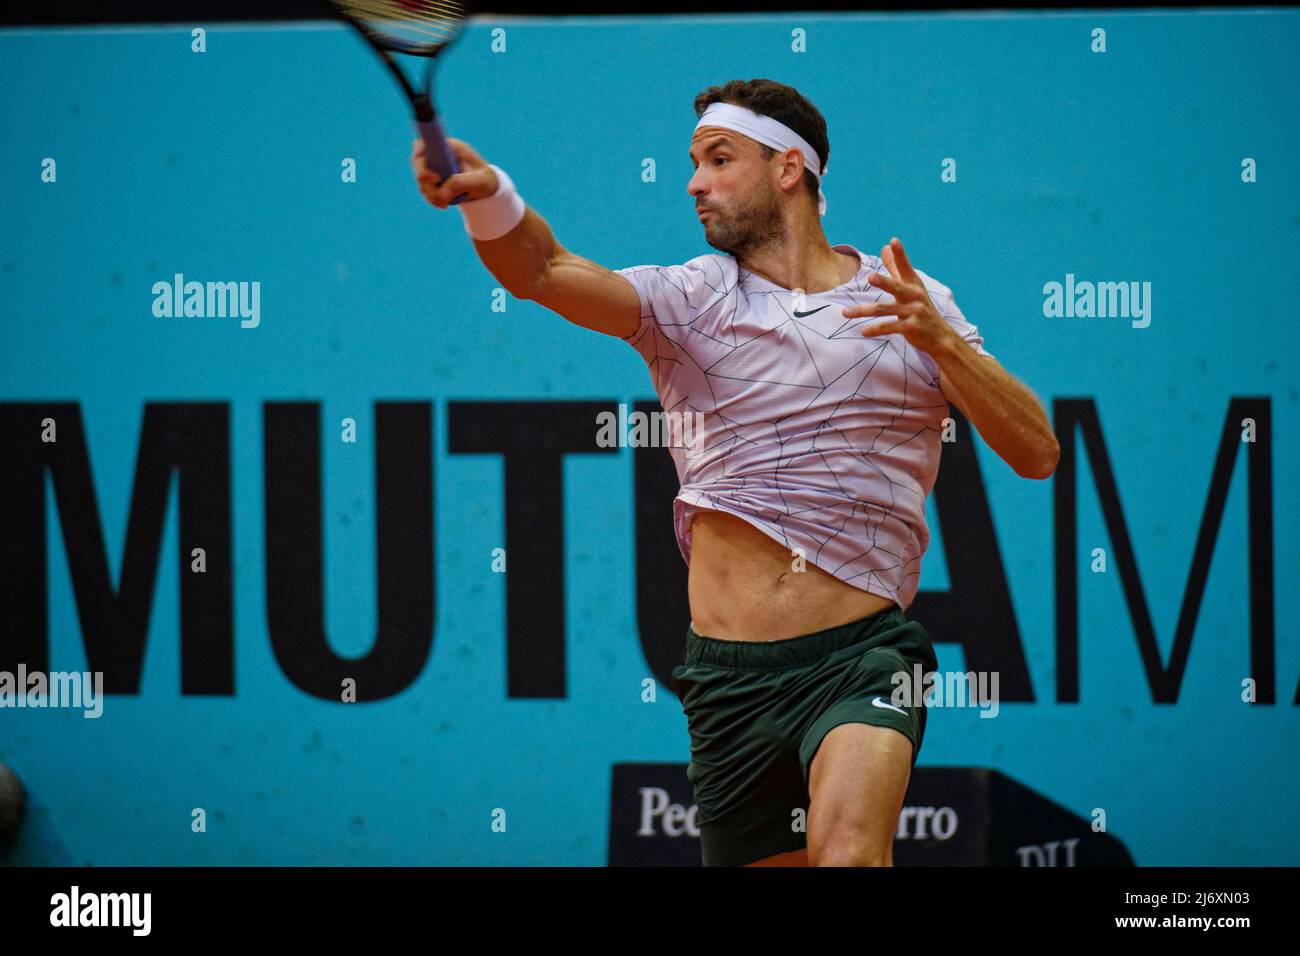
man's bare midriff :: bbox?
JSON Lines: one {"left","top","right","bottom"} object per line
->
{"left": 687, "top": 509, "right": 897, "bottom": 642}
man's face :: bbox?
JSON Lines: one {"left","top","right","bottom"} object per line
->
{"left": 687, "top": 125, "right": 783, "bottom": 258}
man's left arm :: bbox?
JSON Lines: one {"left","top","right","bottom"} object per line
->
{"left": 933, "top": 344, "right": 1059, "bottom": 480}
{"left": 843, "top": 237, "right": 1059, "bottom": 480}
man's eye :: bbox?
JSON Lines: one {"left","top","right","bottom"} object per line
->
{"left": 714, "top": 157, "right": 728, "bottom": 166}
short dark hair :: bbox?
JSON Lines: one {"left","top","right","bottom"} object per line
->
{"left": 693, "top": 78, "right": 829, "bottom": 211}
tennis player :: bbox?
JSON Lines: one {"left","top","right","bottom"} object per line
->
{"left": 412, "top": 78, "right": 1059, "bottom": 867}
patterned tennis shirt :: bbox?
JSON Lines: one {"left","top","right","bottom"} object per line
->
{"left": 615, "top": 243, "right": 993, "bottom": 612}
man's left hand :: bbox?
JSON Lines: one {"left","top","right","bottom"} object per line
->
{"left": 841, "top": 237, "right": 961, "bottom": 356}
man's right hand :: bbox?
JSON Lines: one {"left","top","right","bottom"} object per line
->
{"left": 411, "top": 137, "right": 500, "bottom": 209}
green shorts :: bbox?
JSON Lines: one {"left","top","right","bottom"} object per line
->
{"left": 670, "top": 604, "right": 938, "bottom": 867}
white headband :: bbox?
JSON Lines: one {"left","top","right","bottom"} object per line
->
{"left": 694, "top": 101, "right": 827, "bottom": 216}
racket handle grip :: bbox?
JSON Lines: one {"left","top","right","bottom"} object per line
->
{"left": 417, "top": 116, "right": 470, "bottom": 206}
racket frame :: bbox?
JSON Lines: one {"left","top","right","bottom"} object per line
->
{"left": 329, "top": 3, "right": 470, "bottom": 204}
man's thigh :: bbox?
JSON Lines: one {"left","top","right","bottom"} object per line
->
{"left": 742, "top": 721, "right": 912, "bottom": 868}
{"left": 806, "top": 722, "right": 914, "bottom": 866}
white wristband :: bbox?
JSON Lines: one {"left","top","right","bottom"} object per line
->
{"left": 458, "top": 164, "right": 527, "bottom": 240}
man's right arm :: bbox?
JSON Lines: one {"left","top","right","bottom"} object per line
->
{"left": 472, "top": 206, "right": 642, "bottom": 340}
{"left": 412, "top": 137, "right": 641, "bottom": 340}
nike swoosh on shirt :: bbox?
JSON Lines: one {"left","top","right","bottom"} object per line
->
{"left": 792, "top": 305, "right": 830, "bottom": 318}
{"left": 871, "top": 696, "right": 908, "bottom": 715}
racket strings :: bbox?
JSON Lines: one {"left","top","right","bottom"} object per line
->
{"left": 337, "top": 0, "right": 464, "bottom": 47}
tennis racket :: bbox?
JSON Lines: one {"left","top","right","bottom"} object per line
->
{"left": 323, "top": 0, "right": 471, "bottom": 204}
